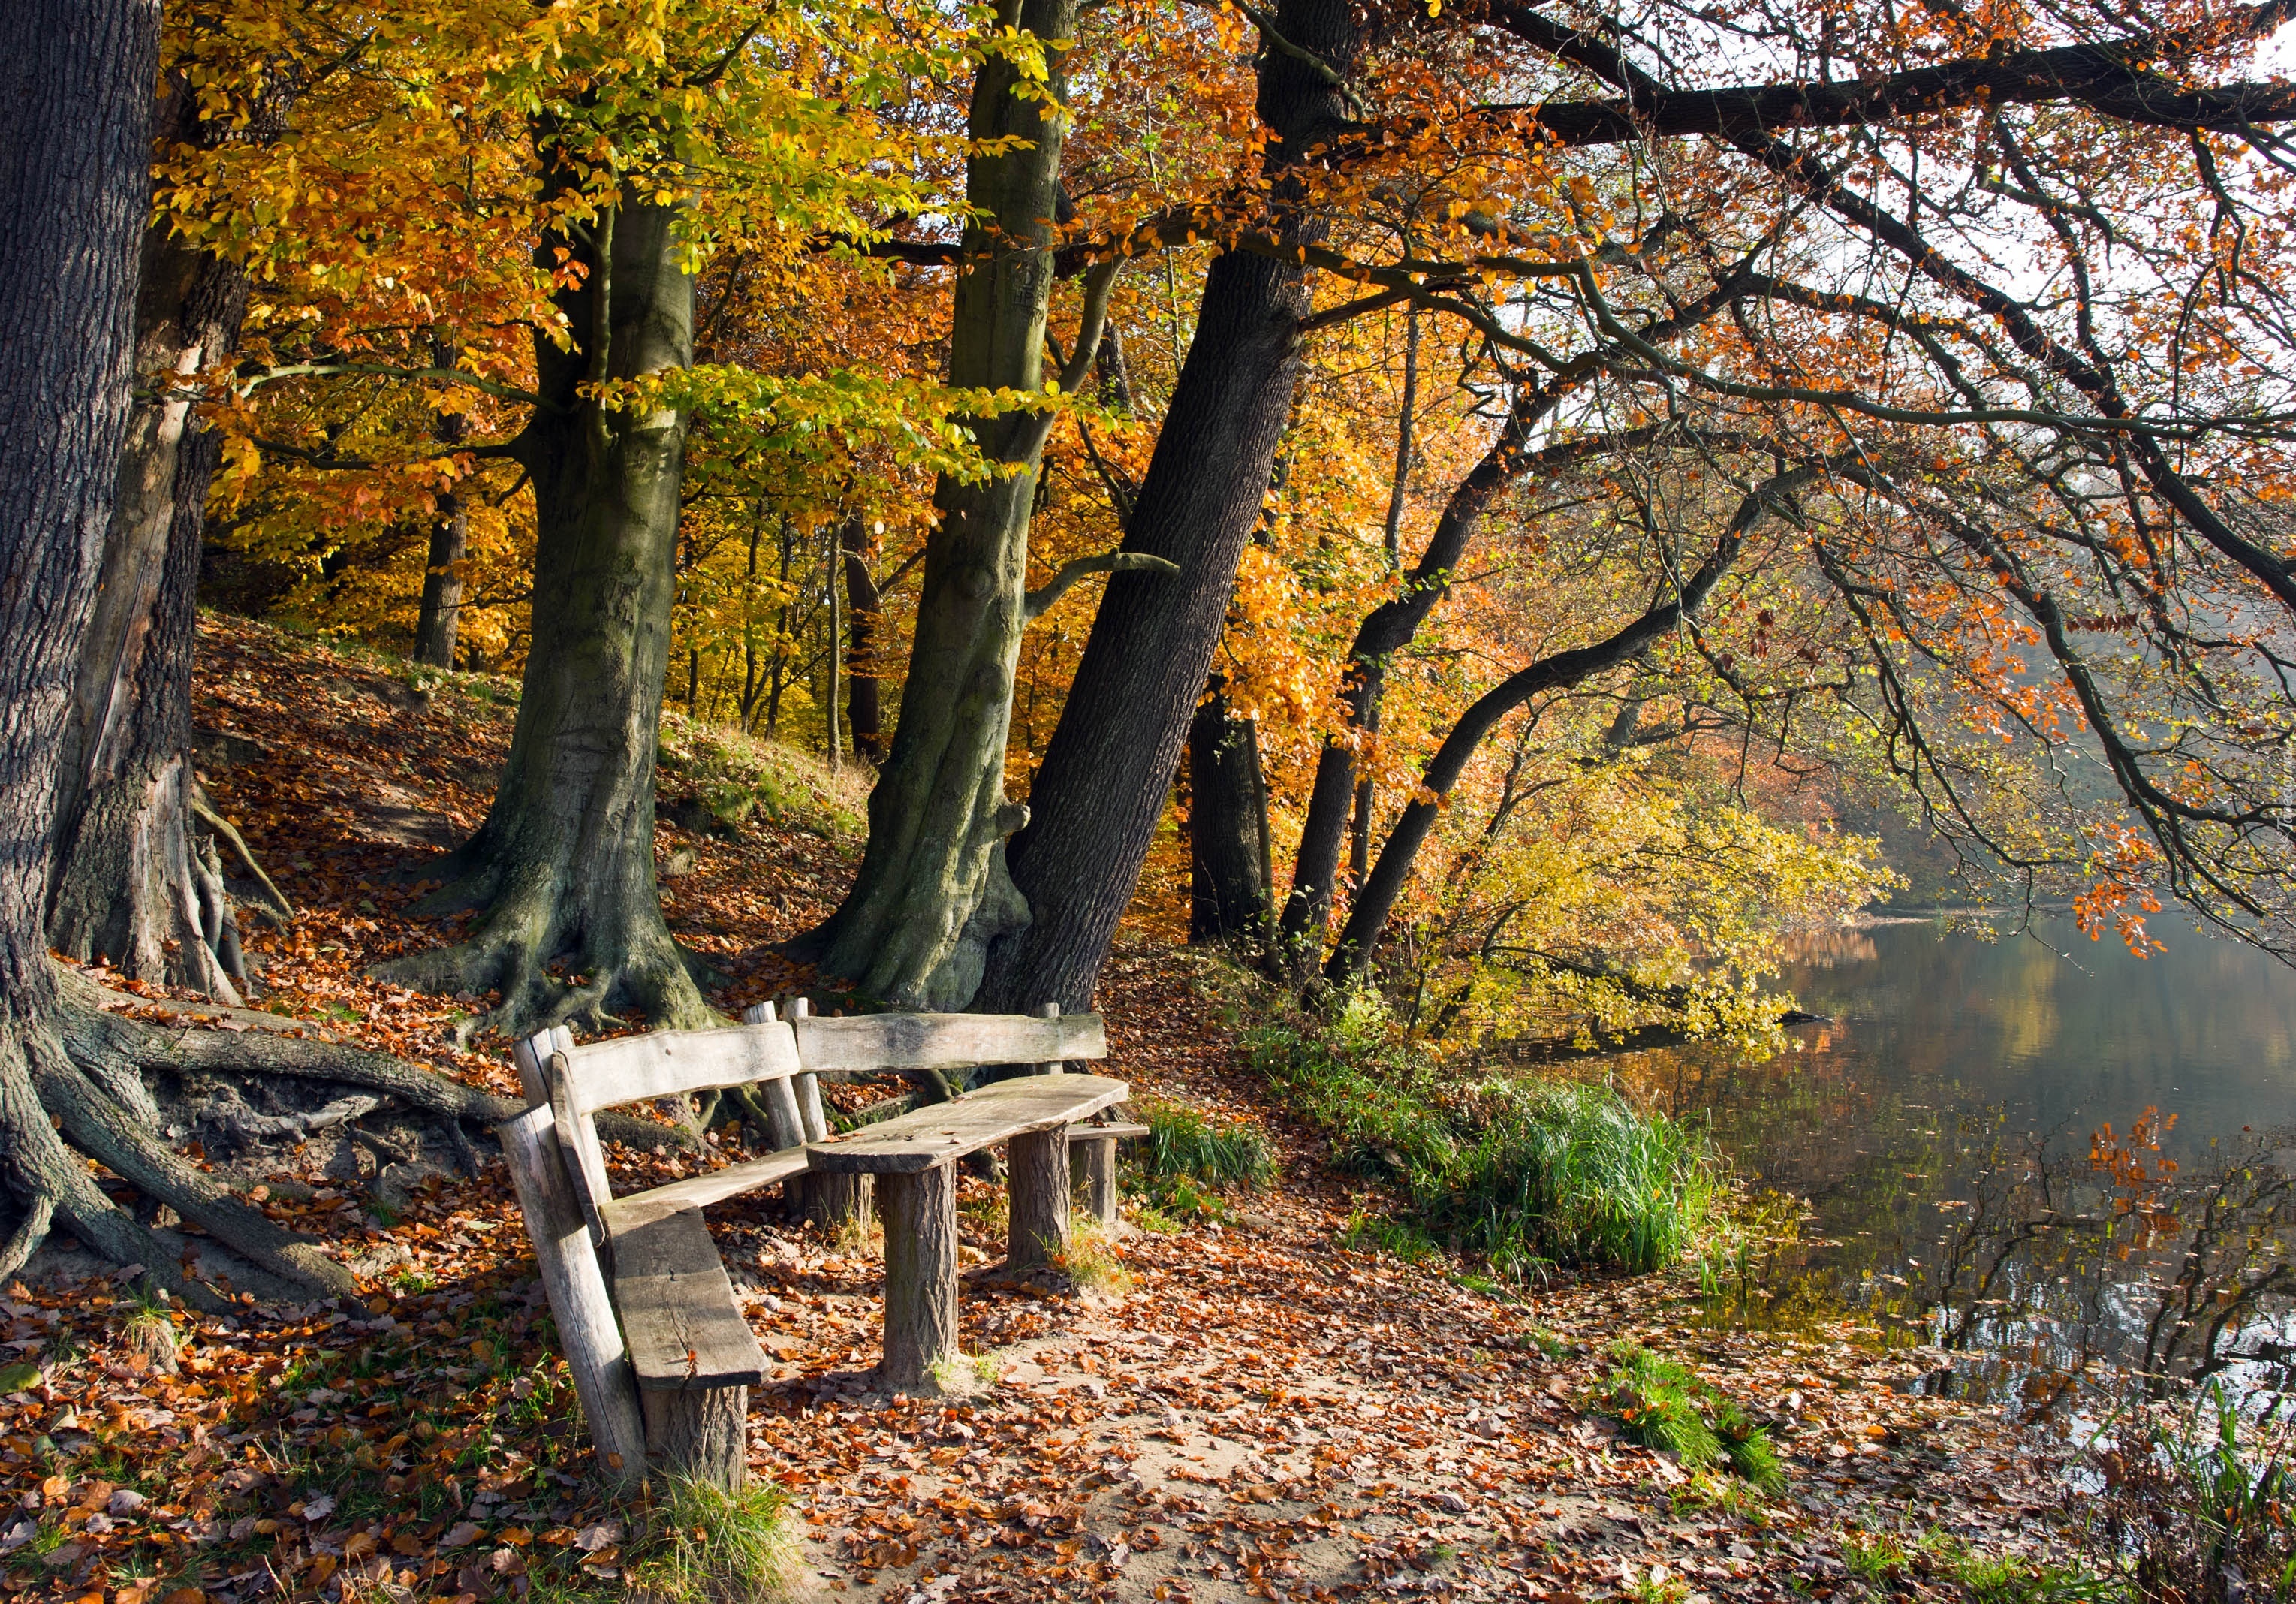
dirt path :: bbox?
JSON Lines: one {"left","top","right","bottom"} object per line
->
{"left": 715, "top": 1180, "right": 2059, "bottom": 1603}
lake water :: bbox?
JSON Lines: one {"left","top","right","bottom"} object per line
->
{"left": 1617, "top": 917, "right": 2296, "bottom": 1410}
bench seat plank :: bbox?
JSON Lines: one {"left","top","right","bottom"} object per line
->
{"left": 598, "top": 1146, "right": 813, "bottom": 1235}
{"left": 612, "top": 1208, "right": 767, "bottom": 1391}
{"left": 794, "top": 1012, "right": 1107, "bottom": 1076}
{"left": 1074, "top": 1121, "right": 1150, "bottom": 1140}
{"left": 806, "top": 1075, "right": 1130, "bottom": 1174}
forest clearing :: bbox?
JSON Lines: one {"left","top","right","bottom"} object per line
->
{"left": 8, "top": 0, "right": 2296, "bottom": 1598}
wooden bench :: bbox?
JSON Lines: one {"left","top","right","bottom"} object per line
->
{"left": 495, "top": 1002, "right": 1124, "bottom": 1489}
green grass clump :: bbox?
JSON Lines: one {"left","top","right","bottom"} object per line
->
{"left": 1600, "top": 1343, "right": 1785, "bottom": 1494}
{"left": 1244, "top": 990, "right": 1724, "bottom": 1277}
{"left": 1123, "top": 1100, "right": 1273, "bottom": 1220}
{"left": 625, "top": 1476, "right": 803, "bottom": 1604}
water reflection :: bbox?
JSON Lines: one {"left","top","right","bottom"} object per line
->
{"left": 1617, "top": 918, "right": 2296, "bottom": 1411}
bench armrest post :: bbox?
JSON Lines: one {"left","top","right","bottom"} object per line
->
{"left": 496, "top": 1105, "right": 648, "bottom": 1486}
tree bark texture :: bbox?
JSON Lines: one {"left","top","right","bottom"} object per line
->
{"left": 877, "top": 1164, "right": 960, "bottom": 1394}
{"left": 47, "top": 80, "right": 257, "bottom": 1003}
{"left": 1188, "top": 685, "right": 1272, "bottom": 947}
{"left": 976, "top": 0, "right": 1359, "bottom": 1012}
{"left": 0, "top": 0, "right": 206, "bottom": 1298}
{"left": 383, "top": 195, "right": 709, "bottom": 1036}
{"left": 803, "top": 0, "right": 1082, "bottom": 1010}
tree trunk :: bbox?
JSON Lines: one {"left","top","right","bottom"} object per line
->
{"left": 975, "top": 0, "right": 1359, "bottom": 1012}
{"left": 843, "top": 517, "right": 884, "bottom": 764}
{"left": 46, "top": 79, "right": 256, "bottom": 1003}
{"left": 1188, "top": 684, "right": 1271, "bottom": 947}
{"left": 800, "top": 0, "right": 1085, "bottom": 1009}
{"left": 412, "top": 343, "right": 469, "bottom": 670}
{"left": 380, "top": 194, "right": 710, "bottom": 1036}
{"left": 0, "top": 0, "right": 235, "bottom": 1302}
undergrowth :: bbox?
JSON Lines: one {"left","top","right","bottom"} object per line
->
{"left": 2078, "top": 1380, "right": 2296, "bottom": 1602}
{"left": 1598, "top": 1342, "right": 1785, "bottom": 1494}
{"left": 1243, "top": 988, "right": 1725, "bottom": 1277}
{"left": 624, "top": 1476, "right": 803, "bottom": 1603}
{"left": 1122, "top": 1099, "right": 1273, "bottom": 1221}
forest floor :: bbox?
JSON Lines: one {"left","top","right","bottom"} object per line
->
{"left": 0, "top": 615, "right": 2081, "bottom": 1604}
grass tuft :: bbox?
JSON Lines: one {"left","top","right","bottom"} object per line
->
{"left": 1122, "top": 1100, "right": 1273, "bottom": 1221}
{"left": 1053, "top": 1218, "right": 1133, "bottom": 1295}
{"left": 625, "top": 1476, "right": 803, "bottom": 1604}
{"left": 1600, "top": 1342, "right": 1785, "bottom": 1494}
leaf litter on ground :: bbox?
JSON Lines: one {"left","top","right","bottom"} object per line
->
{"left": 6, "top": 617, "right": 2081, "bottom": 1604}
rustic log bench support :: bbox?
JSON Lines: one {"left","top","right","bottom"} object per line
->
{"left": 878, "top": 1165, "right": 961, "bottom": 1391}
{"left": 805, "top": 1069, "right": 1127, "bottom": 1391}
{"left": 1068, "top": 1120, "right": 1150, "bottom": 1229}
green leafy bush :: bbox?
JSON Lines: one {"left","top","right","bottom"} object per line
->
{"left": 1121, "top": 1100, "right": 1273, "bottom": 1220}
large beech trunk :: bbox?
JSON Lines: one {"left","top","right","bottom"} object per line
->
{"left": 975, "top": 0, "right": 1357, "bottom": 1012}
{"left": 0, "top": 0, "right": 327, "bottom": 1302}
{"left": 800, "top": 0, "right": 1083, "bottom": 1010}
{"left": 46, "top": 83, "right": 256, "bottom": 1003}
{"left": 381, "top": 196, "right": 710, "bottom": 1036}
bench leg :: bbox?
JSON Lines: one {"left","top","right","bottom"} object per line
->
{"left": 640, "top": 1385, "right": 748, "bottom": 1492}
{"left": 804, "top": 1171, "right": 873, "bottom": 1234}
{"left": 1072, "top": 1135, "right": 1119, "bottom": 1230}
{"left": 878, "top": 1165, "right": 959, "bottom": 1392}
{"left": 1008, "top": 1128, "right": 1070, "bottom": 1274}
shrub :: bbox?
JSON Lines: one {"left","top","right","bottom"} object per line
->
{"left": 1244, "top": 990, "right": 1724, "bottom": 1276}
{"left": 1599, "top": 1343, "right": 1785, "bottom": 1494}
{"left": 2081, "top": 1380, "right": 2296, "bottom": 1601}
{"left": 1123, "top": 1099, "right": 1273, "bottom": 1219}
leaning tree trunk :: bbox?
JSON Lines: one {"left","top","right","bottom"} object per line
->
{"left": 1276, "top": 387, "right": 1558, "bottom": 969}
{"left": 975, "top": 0, "right": 1359, "bottom": 1013}
{"left": 798, "top": 0, "right": 1085, "bottom": 1010}
{"left": 46, "top": 80, "right": 259, "bottom": 1004}
{"left": 379, "top": 194, "right": 712, "bottom": 1036}
{"left": 1188, "top": 682, "right": 1272, "bottom": 948}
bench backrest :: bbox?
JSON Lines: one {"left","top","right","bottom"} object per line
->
{"left": 514, "top": 1002, "right": 1110, "bottom": 1247}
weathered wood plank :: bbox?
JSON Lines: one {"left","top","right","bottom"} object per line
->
{"left": 545, "top": 1051, "right": 613, "bottom": 1248}
{"left": 496, "top": 1104, "right": 648, "bottom": 1484}
{"left": 597, "top": 1147, "right": 812, "bottom": 1235}
{"left": 559, "top": 1024, "right": 803, "bottom": 1115}
{"left": 806, "top": 1075, "right": 1130, "bottom": 1174}
{"left": 1075, "top": 1121, "right": 1150, "bottom": 1140}
{"left": 791, "top": 1012, "right": 1107, "bottom": 1075}
{"left": 613, "top": 1208, "right": 767, "bottom": 1391}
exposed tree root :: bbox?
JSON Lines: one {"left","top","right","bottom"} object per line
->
{"left": 380, "top": 856, "right": 719, "bottom": 1040}
{"left": 0, "top": 963, "right": 709, "bottom": 1313}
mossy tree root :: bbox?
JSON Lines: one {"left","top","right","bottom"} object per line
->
{"left": 381, "top": 844, "right": 718, "bottom": 1042}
